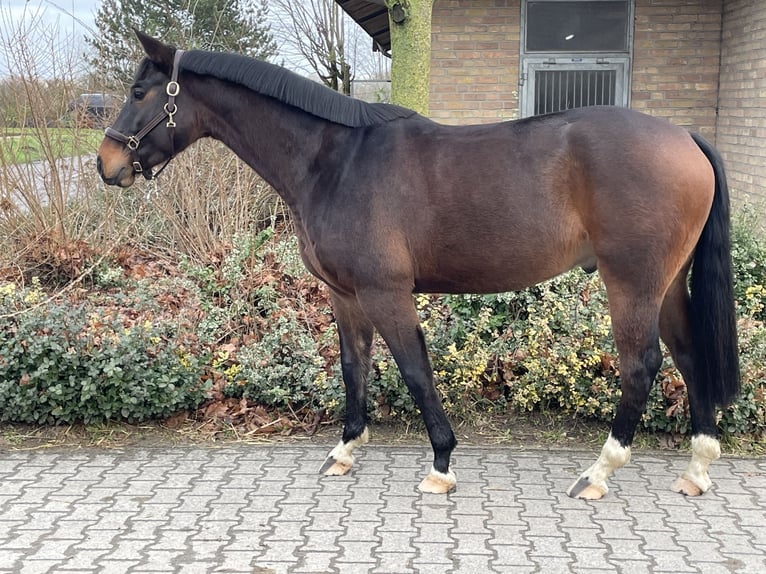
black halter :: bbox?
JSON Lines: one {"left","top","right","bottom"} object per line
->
{"left": 104, "top": 49, "right": 185, "bottom": 180}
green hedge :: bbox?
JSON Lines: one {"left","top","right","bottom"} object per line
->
{"left": 221, "top": 212, "right": 766, "bottom": 437}
{"left": 0, "top": 211, "right": 764, "bottom": 436}
{"left": 0, "top": 279, "right": 209, "bottom": 424}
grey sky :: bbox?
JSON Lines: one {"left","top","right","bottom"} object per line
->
{"left": 2, "top": 0, "right": 98, "bottom": 35}
{"left": 0, "top": 1, "right": 385, "bottom": 81}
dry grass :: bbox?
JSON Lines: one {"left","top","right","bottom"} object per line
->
{"left": 126, "top": 140, "right": 285, "bottom": 262}
{"left": 0, "top": 16, "right": 285, "bottom": 284}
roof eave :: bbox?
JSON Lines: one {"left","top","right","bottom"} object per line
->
{"left": 335, "top": 0, "right": 392, "bottom": 53}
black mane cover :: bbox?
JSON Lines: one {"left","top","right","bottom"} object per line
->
{"left": 181, "top": 50, "right": 416, "bottom": 128}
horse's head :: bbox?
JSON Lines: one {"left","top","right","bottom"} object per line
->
{"left": 97, "top": 31, "right": 194, "bottom": 187}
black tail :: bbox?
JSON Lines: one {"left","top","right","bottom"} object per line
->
{"left": 689, "top": 133, "right": 740, "bottom": 407}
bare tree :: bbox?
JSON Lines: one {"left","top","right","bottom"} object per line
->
{"left": 273, "top": 0, "right": 353, "bottom": 94}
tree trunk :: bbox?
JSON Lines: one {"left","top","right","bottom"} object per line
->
{"left": 385, "top": 0, "right": 434, "bottom": 115}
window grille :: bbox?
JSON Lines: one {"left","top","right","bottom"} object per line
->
{"left": 520, "top": 0, "right": 634, "bottom": 117}
{"left": 534, "top": 69, "right": 617, "bottom": 115}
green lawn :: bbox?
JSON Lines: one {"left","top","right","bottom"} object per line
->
{"left": 0, "top": 128, "right": 103, "bottom": 164}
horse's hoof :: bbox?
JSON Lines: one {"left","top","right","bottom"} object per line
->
{"left": 567, "top": 477, "right": 608, "bottom": 500}
{"left": 319, "top": 457, "right": 353, "bottom": 476}
{"left": 418, "top": 467, "right": 457, "bottom": 494}
{"left": 671, "top": 476, "right": 705, "bottom": 497}
{"left": 318, "top": 428, "right": 369, "bottom": 476}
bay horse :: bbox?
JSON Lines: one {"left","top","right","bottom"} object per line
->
{"left": 97, "top": 31, "right": 739, "bottom": 499}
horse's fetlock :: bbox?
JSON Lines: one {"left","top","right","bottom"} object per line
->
{"left": 691, "top": 434, "right": 721, "bottom": 463}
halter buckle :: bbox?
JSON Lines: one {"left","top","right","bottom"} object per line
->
{"left": 166, "top": 81, "right": 180, "bottom": 97}
{"left": 104, "top": 49, "right": 184, "bottom": 181}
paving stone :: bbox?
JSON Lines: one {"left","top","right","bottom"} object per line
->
{"left": 530, "top": 555, "right": 575, "bottom": 572}
{"left": 415, "top": 512, "right": 454, "bottom": 537}
{"left": 491, "top": 543, "right": 535, "bottom": 567}
{"left": 451, "top": 553, "right": 494, "bottom": 572}
{"left": 371, "top": 551, "right": 416, "bottom": 573}
{"left": 0, "top": 444, "right": 762, "bottom": 573}
{"left": 570, "top": 546, "right": 613, "bottom": 570}
{"left": 337, "top": 519, "right": 380, "bottom": 542}
{"left": 17, "top": 560, "right": 69, "bottom": 574}
{"left": 334, "top": 539, "right": 378, "bottom": 563}
{"left": 452, "top": 532, "right": 493, "bottom": 555}
{"left": 292, "top": 550, "right": 336, "bottom": 572}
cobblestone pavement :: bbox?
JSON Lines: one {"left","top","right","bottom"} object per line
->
{"left": 1, "top": 443, "right": 765, "bottom": 573}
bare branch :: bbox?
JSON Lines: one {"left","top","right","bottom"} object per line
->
{"left": 273, "top": 0, "right": 387, "bottom": 95}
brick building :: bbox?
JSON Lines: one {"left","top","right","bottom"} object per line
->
{"left": 337, "top": 0, "right": 766, "bottom": 211}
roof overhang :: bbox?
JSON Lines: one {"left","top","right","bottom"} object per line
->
{"left": 336, "top": 0, "right": 392, "bottom": 53}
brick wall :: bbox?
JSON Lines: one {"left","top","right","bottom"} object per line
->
{"left": 430, "top": 0, "right": 521, "bottom": 124}
{"left": 426, "top": 0, "right": 764, "bottom": 213}
{"left": 430, "top": 0, "right": 724, "bottom": 133}
{"left": 717, "top": 0, "right": 766, "bottom": 211}
{"left": 631, "top": 0, "right": 723, "bottom": 140}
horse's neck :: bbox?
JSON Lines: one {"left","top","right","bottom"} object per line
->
{"left": 191, "top": 77, "right": 343, "bottom": 208}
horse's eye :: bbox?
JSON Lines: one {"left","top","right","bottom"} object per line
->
{"left": 132, "top": 88, "right": 145, "bottom": 101}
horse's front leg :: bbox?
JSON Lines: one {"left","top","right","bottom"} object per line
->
{"left": 319, "top": 292, "right": 374, "bottom": 476}
{"left": 358, "top": 289, "right": 458, "bottom": 494}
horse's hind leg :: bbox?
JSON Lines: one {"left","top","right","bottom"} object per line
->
{"left": 319, "top": 291, "right": 374, "bottom": 476}
{"left": 660, "top": 270, "right": 720, "bottom": 496}
{"left": 568, "top": 284, "right": 664, "bottom": 500}
{"left": 357, "top": 288, "right": 457, "bottom": 493}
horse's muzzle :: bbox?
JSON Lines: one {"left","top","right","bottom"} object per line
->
{"left": 96, "top": 137, "right": 139, "bottom": 188}
{"left": 96, "top": 154, "right": 135, "bottom": 188}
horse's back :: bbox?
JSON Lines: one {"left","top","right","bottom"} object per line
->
{"left": 394, "top": 108, "right": 711, "bottom": 293}
{"left": 316, "top": 106, "right": 715, "bottom": 296}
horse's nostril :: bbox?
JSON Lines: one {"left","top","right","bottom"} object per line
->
{"left": 96, "top": 155, "right": 103, "bottom": 176}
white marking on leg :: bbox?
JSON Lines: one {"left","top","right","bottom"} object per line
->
{"left": 418, "top": 465, "right": 457, "bottom": 494}
{"left": 680, "top": 434, "right": 720, "bottom": 493}
{"left": 322, "top": 428, "right": 369, "bottom": 475}
{"left": 569, "top": 433, "right": 631, "bottom": 497}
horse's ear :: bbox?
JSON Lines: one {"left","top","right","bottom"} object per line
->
{"left": 134, "top": 29, "right": 175, "bottom": 72}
